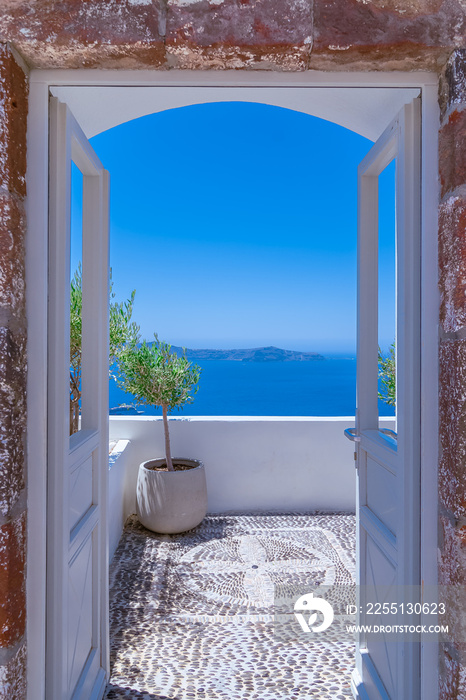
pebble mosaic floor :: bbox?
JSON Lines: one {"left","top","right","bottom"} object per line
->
{"left": 105, "top": 513, "right": 356, "bottom": 700}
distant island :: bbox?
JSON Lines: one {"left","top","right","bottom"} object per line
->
{"left": 165, "top": 345, "right": 325, "bottom": 363}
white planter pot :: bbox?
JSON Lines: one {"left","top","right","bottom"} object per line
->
{"left": 136, "top": 458, "right": 208, "bottom": 534}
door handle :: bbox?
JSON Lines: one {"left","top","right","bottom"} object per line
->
{"left": 380, "top": 428, "right": 397, "bottom": 441}
{"left": 344, "top": 428, "right": 360, "bottom": 442}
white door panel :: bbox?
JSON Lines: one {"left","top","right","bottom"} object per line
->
{"left": 347, "top": 99, "right": 421, "bottom": 700}
{"left": 48, "top": 97, "right": 109, "bottom": 700}
{"left": 365, "top": 456, "right": 397, "bottom": 536}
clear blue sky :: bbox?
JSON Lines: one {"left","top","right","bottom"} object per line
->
{"left": 71, "top": 101, "right": 396, "bottom": 354}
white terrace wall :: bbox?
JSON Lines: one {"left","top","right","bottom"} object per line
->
{"left": 108, "top": 416, "right": 395, "bottom": 558}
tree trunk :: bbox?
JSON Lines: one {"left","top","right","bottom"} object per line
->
{"left": 70, "top": 370, "right": 81, "bottom": 435}
{"left": 70, "top": 396, "right": 80, "bottom": 435}
{"left": 162, "top": 404, "right": 174, "bottom": 471}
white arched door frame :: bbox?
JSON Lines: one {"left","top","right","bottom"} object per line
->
{"left": 26, "top": 70, "right": 439, "bottom": 700}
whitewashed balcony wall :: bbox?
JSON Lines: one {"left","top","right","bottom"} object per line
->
{"left": 108, "top": 416, "right": 395, "bottom": 559}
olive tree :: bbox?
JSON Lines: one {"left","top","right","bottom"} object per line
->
{"left": 118, "top": 337, "right": 201, "bottom": 471}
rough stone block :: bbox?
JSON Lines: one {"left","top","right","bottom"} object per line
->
{"left": 0, "top": 1, "right": 165, "bottom": 69}
{"left": 438, "top": 515, "right": 466, "bottom": 699}
{"left": 438, "top": 340, "right": 466, "bottom": 520}
{"left": 311, "top": 0, "right": 464, "bottom": 71}
{"left": 165, "top": 42, "right": 311, "bottom": 71}
{"left": 439, "top": 196, "right": 466, "bottom": 334}
{"left": 439, "top": 110, "right": 466, "bottom": 200}
{"left": 0, "top": 194, "right": 25, "bottom": 320}
{"left": 0, "top": 45, "right": 28, "bottom": 198}
{"left": 0, "top": 641, "right": 26, "bottom": 700}
{"left": 165, "top": 0, "right": 313, "bottom": 71}
{"left": 438, "top": 512, "right": 466, "bottom": 592}
{"left": 439, "top": 49, "right": 466, "bottom": 123}
{"left": 0, "top": 326, "right": 26, "bottom": 518}
{"left": 0, "top": 512, "right": 26, "bottom": 648}
{"left": 439, "top": 644, "right": 466, "bottom": 700}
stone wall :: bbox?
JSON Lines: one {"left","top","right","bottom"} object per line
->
{"left": 0, "top": 0, "right": 464, "bottom": 72}
{"left": 438, "top": 49, "right": 466, "bottom": 700}
{"left": 0, "top": 44, "right": 28, "bottom": 699}
{"left": 0, "top": 0, "right": 465, "bottom": 697}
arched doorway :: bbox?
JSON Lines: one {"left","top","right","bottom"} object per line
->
{"left": 26, "top": 72, "right": 440, "bottom": 700}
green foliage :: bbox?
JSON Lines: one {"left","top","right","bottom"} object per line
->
{"left": 378, "top": 342, "right": 396, "bottom": 408}
{"left": 70, "top": 265, "right": 83, "bottom": 434}
{"left": 109, "top": 281, "right": 140, "bottom": 382}
{"left": 69, "top": 265, "right": 140, "bottom": 434}
{"left": 70, "top": 264, "right": 83, "bottom": 385}
{"left": 118, "top": 337, "right": 201, "bottom": 413}
{"left": 70, "top": 264, "right": 202, "bottom": 468}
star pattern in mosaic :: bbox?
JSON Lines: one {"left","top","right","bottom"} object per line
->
{"left": 105, "top": 512, "right": 356, "bottom": 699}
{"left": 178, "top": 530, "right": 351, "bottom": 611}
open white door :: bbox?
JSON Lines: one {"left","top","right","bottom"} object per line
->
{"left": 48, "top": 97, "right": 109, "bottom": 700}
{"left": 346, "top": 99, "right": 421, "bottom": 700}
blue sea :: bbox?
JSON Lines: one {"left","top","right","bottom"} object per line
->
{"left": 109, "top": 357, "right": 395, "bottom": 417}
